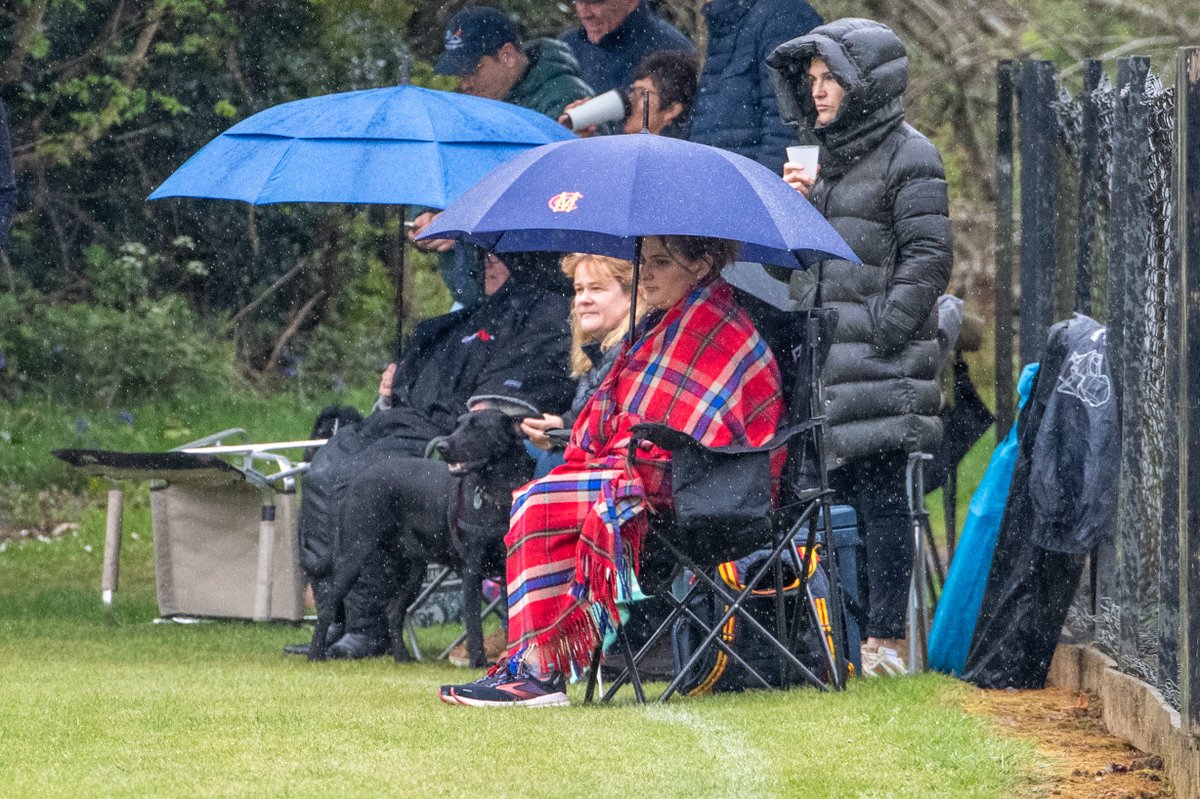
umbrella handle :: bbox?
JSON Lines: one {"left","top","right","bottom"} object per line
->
{"left": 628, "top": 237, "right": 643, "bottom": 347}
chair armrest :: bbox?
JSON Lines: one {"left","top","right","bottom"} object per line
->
{"left": 173, "top": 428, "right": 249, "bottom": 451}
{"left": 628, "top": 422, "right": 695, "bottom": 452}
{"left": 629, "top": 418, "right": 823, "bottom": 456}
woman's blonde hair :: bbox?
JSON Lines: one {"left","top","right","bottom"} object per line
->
{"left": 561, "top": 253, "right": 636, "bottom": 377}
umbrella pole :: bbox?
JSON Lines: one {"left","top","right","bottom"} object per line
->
{"left": 628, "top": 237, "right": 643, "bottom": 347}
{"left": 393, "top": 205, "right": 408, "bottom": 360}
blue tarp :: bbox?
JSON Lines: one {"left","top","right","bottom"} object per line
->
{"left": 928, "top": 363, "right": 1039, "bottom": 675}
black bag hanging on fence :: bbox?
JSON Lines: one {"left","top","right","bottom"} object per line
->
{"left": 963, "top": 315, "right": 1116, "bottom": 689}
{"left": 671, "top": 544, "right": 836, "bottom": 695}
{"left": 923, "top": 354, "right": 996, "bottom": 494}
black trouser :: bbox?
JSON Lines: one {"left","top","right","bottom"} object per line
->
{"left": 336, "top": 452, "right": 454, "bottom": 635}
{"left": 299, "top": 417, "right": 428, "bottom": 641}
{"left": 828, "top": 450, "right": 911, "bottom": 640}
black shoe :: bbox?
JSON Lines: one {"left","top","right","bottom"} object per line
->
{"left": 439, "top": 662, "right": 568, "bottom": 707}
{"left": 327, "top": 632, "right": 387, "bottom": 659}
{"left": 283, "top": 622, "right": 344, "bottom": 656}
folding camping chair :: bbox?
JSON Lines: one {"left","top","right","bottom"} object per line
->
{"left": 585, "top": 304, "right": 851, "bottom": 703}
{"left": 54, "top": 428, "right": 325, "bottom": 622}
{"left": 400, "top": 564, "right": 506, "bottom": 662}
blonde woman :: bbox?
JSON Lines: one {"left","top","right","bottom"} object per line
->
{"left": 521, "top": 253, "right": 635, "bottom": 452}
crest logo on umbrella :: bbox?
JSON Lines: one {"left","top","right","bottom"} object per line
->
{"left": 548, "top": 191, "right": 583, "bottom": 213}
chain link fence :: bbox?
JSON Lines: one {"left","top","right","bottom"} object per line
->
{"left": 994, "top": 54, "right": 1196, "bottom": 723}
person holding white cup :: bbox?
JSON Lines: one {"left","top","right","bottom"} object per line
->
{"left": 784, "top": 143, "right": 821, "bottom": 195}
{"left": 768, "top": 19, "right": 953, "bottom": 677}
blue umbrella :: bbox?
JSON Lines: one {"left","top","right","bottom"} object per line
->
{"left": 148, "top": 85, "right": 574, "bottom": 207}
{"left": 148, "top": 85, "right": 574, "bottom": 355}
{"left": 417, "top": 133, "right": 858, "bottom": 269}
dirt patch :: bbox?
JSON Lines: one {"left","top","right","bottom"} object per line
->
{"left": 964, "top": 686, "right": 1172, "bottom": 799}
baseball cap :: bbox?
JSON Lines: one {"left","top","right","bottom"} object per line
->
{"left": 434, "top": 7, "right": 521, "bottom": 76}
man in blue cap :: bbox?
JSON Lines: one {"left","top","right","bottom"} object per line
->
{"left": 559, "top": 0, "right": 694, "bottom": 96}
{"left": 433, "top": 6, "right": 592, "bottom": 119}
{"left": 410, "top": 5, "right": 592, "bottom": 308}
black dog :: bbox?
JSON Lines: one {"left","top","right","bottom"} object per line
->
{"left": 307, "top": 408, "right": 532, "bottom": 666}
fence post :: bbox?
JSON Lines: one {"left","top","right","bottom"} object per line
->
{"left": 994, "top": 61, "right": 1016, "bottom": 440}
{"left": 1074, "top": 61, "right": 1103, "bottom": 316}
{"left": 1017, "top": 61, "right": 1058, "bottom": 367}
{"left": 1177, "top": 45, "right": 1200, "bottom": 735}
{"left": 1110, "top": 56, "right": 1152, "bottom": 672}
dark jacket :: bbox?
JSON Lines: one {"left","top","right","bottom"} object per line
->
{"left": 688, "top": 0, "right": 821, "bottom": 174}
{"left": 559, "top": 1, "right": 694, "bottom": 96}
{"left": 560, "top": 341, "right": 621, "bottom": 430}
{"left": 767, "top": 19, "right": 952, "bottom": 466}
{"left": 508, "top": 38, "right": 595, "bottom": 121}
{"left": 1027, "top": 315, "right": 1116, "bottom": 555}
{"left": 0, "top": 100, "right": 15, "bottom": 252}
{"left": 370, "top": 270, "right": 574, "bottom": 452}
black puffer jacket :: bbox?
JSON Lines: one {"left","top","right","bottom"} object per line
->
{"left": 767, "top": 19, "right": 952, "bottom": 466}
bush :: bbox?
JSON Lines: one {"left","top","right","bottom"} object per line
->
{"left": 0, "top": 291, "right": 237, "bottom": 406}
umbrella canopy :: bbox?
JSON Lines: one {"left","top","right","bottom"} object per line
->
{"left": 418, "top": 133, "right": 859, "bottom": 269}
{"left": 148, "top": 85, "right": 575, "bottom": 207}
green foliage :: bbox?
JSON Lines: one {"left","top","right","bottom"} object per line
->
{"left": 0, "top": 290, "right": 235, "bottom": 407}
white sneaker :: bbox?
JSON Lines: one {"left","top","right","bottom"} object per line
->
{"left": 861, "top": 645, "right": 906, "bottom": 677}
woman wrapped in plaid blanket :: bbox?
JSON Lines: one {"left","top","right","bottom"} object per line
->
{"left": 440, "top": 236, "right": 784, "bottom": 707}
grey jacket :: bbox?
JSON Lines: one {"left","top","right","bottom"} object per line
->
{"left": 767, "top": 19, "right": 952, "bottom": 465}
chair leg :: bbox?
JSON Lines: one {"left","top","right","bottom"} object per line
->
{"left": 816, "top": 497, "right": 849, "bottom": 688}
{"left": 658, "top": 529, "right": 829, "bottom": 699}
{"left": 436, "top": 594, "right": 504, "bottom": 661}
{"left": 618, "top": 625, "right": 646, "bottom": 705}
{"left": 584, "top": 642, "right": 603, "bottom": 703}
{"left": 906, "top": 454, "right": 934, "bottom": 673}
{"left": 402, "top": 564, "right": 454, "bottom": 661}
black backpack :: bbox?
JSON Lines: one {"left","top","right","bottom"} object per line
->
{"left": 671, "top": 544, "right": 838, "bottom": 695}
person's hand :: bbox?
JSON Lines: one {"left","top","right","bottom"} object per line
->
{"left": 378, "top": 363, "right": 397, "bottom": 401}
{"left": 520, "top": 413, "right": 565, "bottom": 450}
{"left": 408, "top": 210, "right": 455, "bottom": 253}
{"left": 558, "top": 99, "right": 598, "bottom": 138}
{"left": 783, "top": 162, "right": 817, "bottom": 198}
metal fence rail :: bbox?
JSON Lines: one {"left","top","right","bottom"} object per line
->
{"left": 994, "top": 48, "right": 1199, "bottom": 733}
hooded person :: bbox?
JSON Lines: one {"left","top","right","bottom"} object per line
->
{"left": 767, "top": 19, "right": 953, "bottom": 673}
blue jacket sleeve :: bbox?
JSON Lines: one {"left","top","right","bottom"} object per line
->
{"left": 753, "top": 1, "right": 822, "bottom": 173}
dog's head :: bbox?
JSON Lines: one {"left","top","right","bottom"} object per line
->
{"left": 437, "top": 408, "right": 529, "bottom": 476}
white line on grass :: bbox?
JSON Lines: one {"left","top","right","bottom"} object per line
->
{"left": 644, "top": 705, "right": 772, "bottom": 799}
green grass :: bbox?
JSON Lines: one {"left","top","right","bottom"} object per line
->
{"left": 0, "top": 493, "right": 1042, "bottom": 799}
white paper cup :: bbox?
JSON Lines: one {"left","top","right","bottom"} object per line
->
{"left": 786, "top": 145, "right": 820, "bottom": 175}
{"left": 564, "top": 90, "right": 627, "bottom": 130}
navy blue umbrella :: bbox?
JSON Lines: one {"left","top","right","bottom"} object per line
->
{"left": 418, "top": 133, "right": 858, "bottom": 269}
{"left": 148, "top": 85, "right": 574, "bottom": 206}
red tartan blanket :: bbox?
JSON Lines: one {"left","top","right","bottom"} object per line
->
{"left": 505, "top": 277, "right": 784, "bottom": 674}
